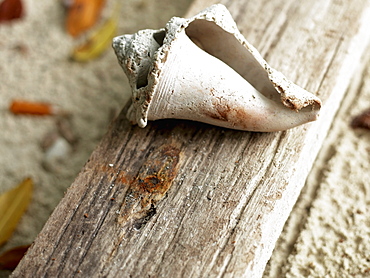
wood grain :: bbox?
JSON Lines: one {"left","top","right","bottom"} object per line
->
{"left": 12, "top": 0, "right": 370, "bottom": 277}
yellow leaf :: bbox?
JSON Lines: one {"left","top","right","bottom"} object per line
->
{"left": 71, "top": 3, "right": 119, "bottom": 62}
{"left": 0, "top": 178, "right": 33, "bottom": 246}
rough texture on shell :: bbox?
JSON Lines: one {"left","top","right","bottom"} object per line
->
{"left": 112, "top": 4, "right": 322, "bottom": 129}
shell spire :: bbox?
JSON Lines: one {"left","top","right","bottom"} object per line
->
{"left": 112, "top": 4, "right": 321, "bottom": 132}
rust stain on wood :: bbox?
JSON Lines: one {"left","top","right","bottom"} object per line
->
{"left": 107, "top": 143, "right": 181, "bottom": 260}
{"left": 134, "top": 145, "right": 180, "bottom": 199}
{"left": 117, "top": 143, "right": 181, "bottom": 229}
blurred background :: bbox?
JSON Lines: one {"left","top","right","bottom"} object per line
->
{"left": 1, "top": 0, "right": 370, "bottom": 277}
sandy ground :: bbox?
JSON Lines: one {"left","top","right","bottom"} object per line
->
{"left": 0, "top": 0, "right": 369, "bottom": 277}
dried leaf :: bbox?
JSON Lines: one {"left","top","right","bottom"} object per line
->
{"left": 351, "top": 108, "right": 370, "bottom": 130}
{"left": 66, "top": 0, "right": 105, "bottom": 37}
{"left": 0, "top": 0, "right": 23, "bottom": 22}
{"left": 0, "top": 178, "right": 33, "bottom": 246}
{"left": 71, "top": 6, "right": 118, "bottom": 62}
{"left": 0, "top": 245, "right": 30, "bottom": 270}
{"left": 10, "top": 100, "right": 54, "bottom": 115}
{"left": 9, "top": 100, "right": 66, "bottom": 116}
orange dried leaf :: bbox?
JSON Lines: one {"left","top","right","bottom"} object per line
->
{"left": 0, "top": 178, "right": 33, "bottom": 246}
{"left": 10, "top": 100, "right": 54, "bottom": 115}
{"left": 0, "top": 245, "right": 30, "bottom": 270}
{"left": 0, "top": 0, "right": 23, "bottom": 22}
{"left": 66, "top": 0, "right": 106, "bottom": 37}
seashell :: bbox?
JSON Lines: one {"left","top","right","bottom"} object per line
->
{"left": 112, "top": 4, "right": 322, "bottom": 132}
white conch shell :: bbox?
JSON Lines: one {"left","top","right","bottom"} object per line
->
{"left": 112, "top": 4, "right": 322, "bottom": 132}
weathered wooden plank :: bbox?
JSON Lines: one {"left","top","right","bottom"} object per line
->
{"left": 12, "top": 0, "right": 370, "bottom": 277}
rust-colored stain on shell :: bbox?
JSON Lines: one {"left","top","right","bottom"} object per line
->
{"left": 207, "top": 96, "right": 231, "bottom": 122}
{"left": 200, "top": 95, "right": 261, "bottom": 130}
